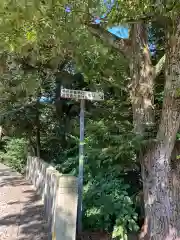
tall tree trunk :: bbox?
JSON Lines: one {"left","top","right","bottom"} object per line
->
{"left": 28, "top": 136, "right": 36, "bottom": 156}
{"left": 140, "top": 19, "right": 180, "bottom": 239}
{"left": 35, "top": 100, "right": 41, "bottom": 158}
{"left": 139, "top": 140, "right": 180, "bottom": 239}
{"left": 129, "top": 23, "right": 156, "bottom": 239}
{"left": 129, "top": 21, "right": 180, "bottom": 239}
{"left": 171, "top": 145, "right": 180, "bottom": 239}
{"left": 141, "top": 143, "right": 174, "bottom": 240}
{"left": 129, "top": 23, "right": 155, "bottom": 136}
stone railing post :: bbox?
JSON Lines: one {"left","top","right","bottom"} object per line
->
{"left": 26, "top": 156, "right": 78, "bottom": 240}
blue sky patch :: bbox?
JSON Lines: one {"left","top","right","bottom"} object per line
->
{"left": 108, "top": 26, "right": 129, "bottom": 39}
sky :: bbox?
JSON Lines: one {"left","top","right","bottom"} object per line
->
{"left": 94, "top": 0, "right": 129, "bottom": 39}
{"left": 94, "top": 18, "right": 129, "bottom": 39}
{"left": 108, "top": 26, "right": 129, "bottom": 39}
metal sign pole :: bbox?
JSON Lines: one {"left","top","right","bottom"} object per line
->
{"left": 60, "top": 87, "right": 104, "bottom": 235}
{"left": 77, "top": 99, "right": 85, "bottom": 234}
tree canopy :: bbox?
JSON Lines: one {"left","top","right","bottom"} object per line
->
{"left": 1, "top": 1, "right": 180, "bottom": 240}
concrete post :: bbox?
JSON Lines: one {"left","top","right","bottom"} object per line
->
{"left": 53, "top": 176, "right": 78, "bottom": 240}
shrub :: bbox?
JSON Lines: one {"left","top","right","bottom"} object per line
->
{"left": 83, "top": 174, "right": 139, "bottom": 239}
{"left": 0, "top": 137, "right": 27, "bottom": 173}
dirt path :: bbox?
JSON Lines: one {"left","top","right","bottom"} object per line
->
{"left": 0, "top": 163, "right": 48, "bottom": 240}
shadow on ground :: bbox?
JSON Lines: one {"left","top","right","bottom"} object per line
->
{"left": 0, "top": 165, "right": 49, "bottom": 240}
{"left": 0, "top": 164, "right": 76, "bottom": 240}
{"left": 0, "top": 167, "right": 27, "bottom": 187}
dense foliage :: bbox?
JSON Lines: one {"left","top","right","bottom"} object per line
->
{"left": 0, "top": 137, "right": 27, "bottom": 173}
{"left": 1, "top": 1, "right": 180, "bottom": 240}
{"left": 0, "top": 57, "right": 141, "bottom": 238}
{"left": 0, "top": 80, "right": 141, "bottom": 238}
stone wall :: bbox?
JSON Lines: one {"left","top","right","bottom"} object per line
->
{"left": 26, "top": 156, "right": 78, "bottom": 240}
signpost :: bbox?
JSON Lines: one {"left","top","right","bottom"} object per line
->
{"left": 60, "top": 87, "right": 104, "bottom": 233}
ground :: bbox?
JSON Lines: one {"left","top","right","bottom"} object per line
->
{"left": 0, "top": 163, "right": 48, "bottom": 240}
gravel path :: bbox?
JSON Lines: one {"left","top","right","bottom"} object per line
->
{"left": 0, "top": 163, "right": 48, "bottom": 240}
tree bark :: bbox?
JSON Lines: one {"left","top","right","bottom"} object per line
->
{"left": 141, "top": 143, "right": 174, "bottom": 240}
{"left": 128, "top": 21, "right": 180, "bottom": 239}
{"left": 35, "top": 100, "right": 41, "bottom": 158}
{"left": 140, "top": 19, "right": 180, "bottom": 239}
{"left": 140, "top": 141, "right": 180, "bottom": 240}
{"left": 129, "top": 23, "right": 155, "bottom": 135}
{"left": 171, "top": 146, "right": 180, "bottom": 240}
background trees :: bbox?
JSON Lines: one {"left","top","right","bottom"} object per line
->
{"left": 0, "top": 1, "right": 180, "bottom": 240}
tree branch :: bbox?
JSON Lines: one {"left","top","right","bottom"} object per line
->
{"left": 87, "top": 23, "right": 131, "bottom": 57}
{"left": 154, "top": 55, "right": 165, "bottom": 78}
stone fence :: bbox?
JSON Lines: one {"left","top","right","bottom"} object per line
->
{"left": 26, "top": 156, "right": 78, "bottom": 240}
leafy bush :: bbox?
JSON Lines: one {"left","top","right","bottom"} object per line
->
{"left": 83, "top": 174, "right": 139, "bottom": 239}
{"left": 0, "top": 137, "right": 27, "bottom": 173}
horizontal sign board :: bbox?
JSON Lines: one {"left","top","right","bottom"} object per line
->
{"left": 61, "top": 88, "right": 104, "bottom": 101}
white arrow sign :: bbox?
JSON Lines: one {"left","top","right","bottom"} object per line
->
{"left": 61, "top": 88, "right": 104, "bottom": 101}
